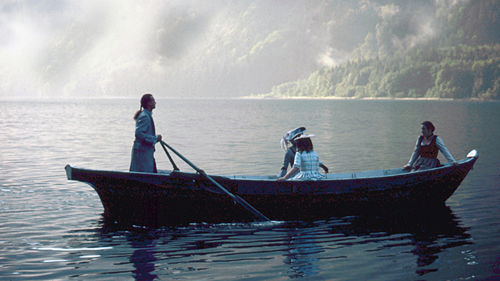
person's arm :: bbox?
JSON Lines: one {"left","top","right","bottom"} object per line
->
{"left": 404, "top": 136, "right": 421, "bottom": 169}
{"left": 135, "top": 114, "right": 157, "bottom": 145}
{"left": 278, "top": 152, "right": 301, "bottom": 181}
{"left": 278, "top": 167, "right": 299, "bottom": 181}
{"left": 436, "top": 136, "right": 458, "bottom": 165}
{"left": 319, "top": 163, "right": 329, "bottom": 174}
{"left": 278, "top": 149, "right": 294, "bottom": 177}
{"left": 277, "top": 169, "right": 287, "bottom": 178}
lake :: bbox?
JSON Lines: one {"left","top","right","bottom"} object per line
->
{"left": 0, "top": 98, "right": 499, "bottom": 280}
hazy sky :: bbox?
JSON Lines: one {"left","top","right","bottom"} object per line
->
{"left": 0, "top": 0, "right": 467, "bottom": 98}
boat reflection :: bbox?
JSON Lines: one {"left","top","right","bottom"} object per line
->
{"left": 95, "top": 204, "right": 470, "bottom": 279}
{"left": 283, "top": 203, "right": 471, "bottom": 277}
{"left": 332, "top": 204, "right": 470, "bottom": 266}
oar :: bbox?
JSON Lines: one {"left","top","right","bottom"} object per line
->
{"left": 159, "top": 141, "right": 180, "bottom": 171}
{"left": 160, "top": 140, "right": 270, "bottom": 222}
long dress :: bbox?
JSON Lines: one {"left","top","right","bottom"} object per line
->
{"left": 407, "top": 135, "right": 456, "bottom": 171}
{"left": 130, "top": 109, "right": 158, "bottom": 173}
{"left": 290, "top": 150, "right": 324, "bottom": 180}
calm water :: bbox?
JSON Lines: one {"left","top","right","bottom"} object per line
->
{"left": 0, "top": 98, "right": 499, "bottom": 280}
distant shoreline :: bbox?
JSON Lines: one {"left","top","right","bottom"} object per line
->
{"left": 240, "top": 96, "right": 498, "bottom": 101}
{"left": 0, "top": 96, "right": 497, "bottom": 102}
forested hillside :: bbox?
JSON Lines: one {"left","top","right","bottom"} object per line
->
{"left": 261, "top": 0, "right": 500, "bottom": 100}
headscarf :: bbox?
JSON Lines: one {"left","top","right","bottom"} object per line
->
{"left": 280, "top": 126, "right": 306, "bottom": 150}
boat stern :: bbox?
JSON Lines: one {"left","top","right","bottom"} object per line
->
{"left": 65, "top": 165, "right": 73, "bottom": 180}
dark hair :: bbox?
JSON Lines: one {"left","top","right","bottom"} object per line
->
{"left": 133, "top": 93, "right": 153, "bottom": 120}
{"left": 421, "top": 121, "right": 435, "bottom": 133}
{"left": 296, "top": 138, "right": 313, "bottom": 153}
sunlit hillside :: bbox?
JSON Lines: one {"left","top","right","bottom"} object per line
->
{"left": 259, "top": 1, "right": 500, "bottom": 100}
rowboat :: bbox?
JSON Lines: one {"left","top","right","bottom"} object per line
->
{"left": 65, "top": 149, "right": 478, "bottom": 226}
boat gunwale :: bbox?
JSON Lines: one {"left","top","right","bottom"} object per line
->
{"left": 65, "top": 149, "right": 478, "bottom": 183}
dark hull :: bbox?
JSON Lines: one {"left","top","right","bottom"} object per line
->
{"left": 66, "top": 151, "right": 478, "bottom": 225}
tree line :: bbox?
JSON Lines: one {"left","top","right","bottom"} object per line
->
{"left": 258, "top": 1, "right": 500, "bottom": 100}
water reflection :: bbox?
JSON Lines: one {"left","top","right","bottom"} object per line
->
{"left": 283, "top": 226, "right": 321, "bottom": 278}
{"left": 128, "top": 231, "right": 158, "bottom": 281}
{"left": 93, "top": 204, "right": 471, "bottom": 279}
{"left": 272, "top": 204, "right": 471, "bottom": 278}
{"left": 326, "top": 204, "right": 471, "bottom": 276}
{"left": 97, "top": 222, "right": 162, "bottom": 280}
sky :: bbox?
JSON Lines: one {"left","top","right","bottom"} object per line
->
{"left": 0, "top": 0, "right": 468, "bottom": 99}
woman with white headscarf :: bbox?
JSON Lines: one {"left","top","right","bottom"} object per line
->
{"left": 278, "top": 134, "right": 326, "bottom": 181}
{"left": 277, "top": 127, "right": 328, "bottom": 178}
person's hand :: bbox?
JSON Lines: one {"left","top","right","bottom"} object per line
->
{"left": 403, "top": 165, "right": 411, "bottom": 171}
{"left": 452, "top": 161, "right": 458, "bottom": 166}
{"left": 321, "top": 165, "right": 329, "bottom": 174}
{"left": 277, "top": 177, "right": 286, "bottom": 181}
{"left": 157, "top": 134, "right": 162, "bottom": 142}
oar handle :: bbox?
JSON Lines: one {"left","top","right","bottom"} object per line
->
{"left": 159, "top": 141, "right": 180, "bottom": 171}
{"left": 159, "top": 140, "right": 270, "bottom": 222}
{"left": 160, "top": 141, "right": 210, "bottom": 176}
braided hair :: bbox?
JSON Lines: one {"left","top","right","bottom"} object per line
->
{"left": 133, "top": 93, "right": 153, "bottom": 120}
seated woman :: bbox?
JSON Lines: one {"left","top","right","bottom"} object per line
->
{"left": 278, "top": 134, "right": 324, "bottom": 181}
{"left": 277, "top": 127, "right": 328, "bottom": 178}
{"left": 277, "top": 126, "right": 306, "bottom": 178}
{"left": 403, "top": 121, "right": 458, "bottom": 172}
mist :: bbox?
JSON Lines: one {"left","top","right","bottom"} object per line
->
{"left": 0, "top": 0, "right": 467, "bottom": 99}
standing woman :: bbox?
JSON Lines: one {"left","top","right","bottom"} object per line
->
{"left": 278, "top": 134, "right": 324, "bottom": 181}
{"left": 403, "top": 121, "right": 458, "bottom": 172}
{"left": 130, "top": 93, "right": 162, "bottom": 173}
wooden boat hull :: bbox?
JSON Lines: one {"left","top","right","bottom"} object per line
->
{"left": 65, "top": 150, "right": 478, "bottom": 225}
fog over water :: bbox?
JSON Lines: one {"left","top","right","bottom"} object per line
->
{"left": 0, "top": 0, "right": 468, "bottom": 98}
